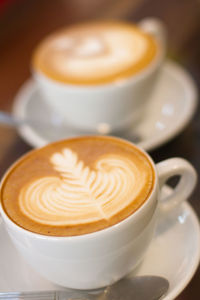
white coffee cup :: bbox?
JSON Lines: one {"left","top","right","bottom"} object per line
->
{"left": 0, "top": 142, "right": 196, "bottom": 290}
{"left": 32, "top": 18, "right": 166, "bottom": 133}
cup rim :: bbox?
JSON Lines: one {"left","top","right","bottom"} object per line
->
{"left": 0, "top": 135, "right": 158, "bottom": 241}
{"left": 32, "top": 22, "right": 165, "bottom": 91}
{"left": 31, "top": 19, "right": 165, "bottom": 90}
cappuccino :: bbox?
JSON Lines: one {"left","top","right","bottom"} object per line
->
{"left": 32, "top": 21, "right": 157, "bottom": 85}
{"left": 1, "top": 136, "right": 155, "bottom": 236}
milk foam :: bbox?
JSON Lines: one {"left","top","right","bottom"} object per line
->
{"left": 19, "top": 148, "right": 147, "bottom": 226}
{"left": 49, "top": 31, "right": 147, "bottom": 79}
{"left": 52, "top": 35, "right": 105, "bottom": 57}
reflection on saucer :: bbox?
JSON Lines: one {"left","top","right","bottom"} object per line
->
{"left": 12, "top": 60, "right": 197, "bottom": 151}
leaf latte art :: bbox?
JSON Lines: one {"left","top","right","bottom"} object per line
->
{"left": 19, "top": 148, "right": 147, "bottom": 226}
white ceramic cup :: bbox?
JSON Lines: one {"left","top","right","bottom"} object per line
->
{"left": 33, "top": 18, "right": 166, "bottom": 133}
{"left": 0, "top": 142, "right": 197, "bottom": 290}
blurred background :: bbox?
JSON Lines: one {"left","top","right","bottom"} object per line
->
{"left": 0, "top": 0, "right": 200, "bottom": 299}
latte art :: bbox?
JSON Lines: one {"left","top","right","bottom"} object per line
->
{"left": 19, "top": 148, "right": 145, "bottom": 226}
{"left": 33, "top": 22, "right": 157, "bottom": 85}
{"left": 1, "top": 136, "right": 155, "bottom": 236}
{"left": 54, "top": 34, "right": 107, "bottom": 58}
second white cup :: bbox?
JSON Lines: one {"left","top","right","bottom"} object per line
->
{"left": 32, "top": 18, "right": 166, "bottom": 133}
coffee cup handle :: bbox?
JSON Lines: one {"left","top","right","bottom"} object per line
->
{"left": 138, "top": 18, "right": 167, "bottom": 50}
{"left": 156, "top": 158, "right": 197, "bottom": 213}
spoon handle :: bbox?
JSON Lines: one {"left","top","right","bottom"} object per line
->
{"left": 0, "top": 111, "right": 23, "bottom": 127}
{"left": 0, "top": 290, "right": 94, "bottom": 300}
{"left": 0, "top": 276, "right": 169, "bottom": 300}
{"left": 0, "top": 111, "right": 49, "bottom": 128}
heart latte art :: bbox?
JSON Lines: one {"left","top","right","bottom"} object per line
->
{"left": 32, "top": 21, "right": 157, "bottom": 85}
{"left": 1, "top": 137, "right": 155, "bottom": 236}
{"left": 19, "top": 148, "right": 147, "bottom": 226}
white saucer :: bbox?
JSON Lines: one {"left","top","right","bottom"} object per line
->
{"left": 12, "top": 60, "right": 198, "bottom": 151}
{"left": 0, "top": 186, "right": 199, "bottom": 300}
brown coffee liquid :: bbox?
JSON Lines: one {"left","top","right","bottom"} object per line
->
{"left": 32, "top": 21, "right": 158, "bottom": 85}
{"left": 1, "top": 136, "right": 155, "bottom": 236}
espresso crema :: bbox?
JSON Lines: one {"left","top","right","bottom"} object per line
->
{"left": 1, "top": 137, "right": 155, "bottom": 236}
{"left": 32, "top": 21, "right": 158, "bottom": 85}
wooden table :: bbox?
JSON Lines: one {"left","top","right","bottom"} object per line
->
{"left": 0, "top": 0, "right": 200, "bottom": 298}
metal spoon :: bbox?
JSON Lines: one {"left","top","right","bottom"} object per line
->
{"left": 0, "top": 275, "right": 169, "bottom": 299}
{"left": 0, "top": 110, "right": 66, "bottom": 129}
{"left": 0, "top": 110, "right": 141, "bottom": 142}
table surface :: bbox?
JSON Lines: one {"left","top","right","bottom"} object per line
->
{"left": 0, "top": 0, "right": 200, "bottom": 298}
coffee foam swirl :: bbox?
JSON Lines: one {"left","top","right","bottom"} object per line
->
{"left": 19, "top": 148, "right": 147, "bottom": 226}
{"left": 54, "top": 34, "right": 106, "bottom": 58}
{"left": 49, "top": 32, "right": 147, "bottom": 79}
{"left": 33, "top": 22, "right": 157, "bottom": 84}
